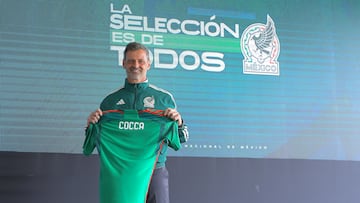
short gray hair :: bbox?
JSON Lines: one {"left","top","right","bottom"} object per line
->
{"left": 123, "top": 42, "right": 150, "bottom": 61}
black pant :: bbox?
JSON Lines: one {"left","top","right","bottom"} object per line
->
{"left": 147, "top": 167, "right": 170, "bottom": 203}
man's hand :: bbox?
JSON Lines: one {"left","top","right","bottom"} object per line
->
{"left": 87, "top": 109, "right": 103, "bottom": 127}
{"left": 164, "top": 108, "right": 183, "bottom": 126}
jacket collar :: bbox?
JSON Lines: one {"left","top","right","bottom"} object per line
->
{"left": 124, "top": 79, "right": 149, "bottom": 91}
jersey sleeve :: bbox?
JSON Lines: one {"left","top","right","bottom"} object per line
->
{"left": 82, "top": 124, "right": 98, "bottom": 156}
{"left": 165, "top": 121, "right": 182, "bottom": 151}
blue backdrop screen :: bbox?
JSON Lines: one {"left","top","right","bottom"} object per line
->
{"left": 1, "top": 0, "right": 360, "bottom": 161}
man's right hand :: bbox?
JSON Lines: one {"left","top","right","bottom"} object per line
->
{"left": 87, "top": 109, "right": 103, "bottom": 127}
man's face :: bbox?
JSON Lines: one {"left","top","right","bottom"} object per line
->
{"left": 122, "top": 49, "right": 151, "bottom": 83}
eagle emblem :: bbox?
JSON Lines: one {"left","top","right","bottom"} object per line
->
{"left": 241, "top": 15, "right": 280, "bottom": 75}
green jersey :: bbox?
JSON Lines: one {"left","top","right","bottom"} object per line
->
{"left": 83, "top": 109, "right": 181, "bottom": 203}
{"left": 99, "top": 79, "right": 189, "bottom": 168}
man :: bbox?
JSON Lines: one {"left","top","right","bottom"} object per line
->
{"left": 86, "top": 42, "right": 189, "bottom": 203}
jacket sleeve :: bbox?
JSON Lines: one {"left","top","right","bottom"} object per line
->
{"left": 178, "top": 123, "right": 189, "bottom": 143}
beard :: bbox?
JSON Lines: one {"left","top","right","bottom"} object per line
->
{"left": 126, "top": 67, "right": 146, "bottom": 82}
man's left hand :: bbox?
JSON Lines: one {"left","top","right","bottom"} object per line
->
{"left": 164, "top": 108, "right": 183, "bottom": 126}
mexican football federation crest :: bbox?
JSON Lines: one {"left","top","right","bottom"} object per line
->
{"left": 240, "top": 15, "right": 280, "bottom": 76}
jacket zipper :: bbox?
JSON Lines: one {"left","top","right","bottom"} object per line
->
{"left": 133, "top": 84, "right": 138, "bottom": 109}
